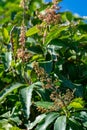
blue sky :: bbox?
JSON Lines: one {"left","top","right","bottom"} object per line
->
{"left": 45, "top": 0, "right": 87, "bottom": 16}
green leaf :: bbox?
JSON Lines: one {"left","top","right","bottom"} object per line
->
{"left": 0, "top": 119, "right": 12, "bottom": 130}
{"left": 0, "top": 108, "right": 22, "bottom": 126}
{"left": 0, "top": 64, "right": 4, "bottom": 78}
{"left": 35, "top": 101, "right": 53, "bottom": 109}
{"left": 29, "top": 0, "right": 44, "bottom": 12}
{"left": 27, "top": 45, "right": 43, "bottom": 54}
{"left": 28, "top": 114, "right": 46, "bottom": 130}
{"left": 79, "top": 111, "right": 87, "bottom": 128}
{"left": 49, "top": 39, "right": 66, "bottom": 48}
{"left": 45, "top": 25, "right": 68, "bottom": 45}
{"left": 72, "top": 111, "right": 87, "bottom": 130}
{"left": 20, "top": 85, "right": 33, "bottom": 119}
{"left": 69, "top": 102, "right": 83, "bottom": 109}
{"left": 26, "top": 26, "right": 40, "bottom": 37}
{"left": 2, "top": 28, "right": 9, "bottom": 41}
{"left": 10, "top": 127, "right": 21, "bottom": 130}
{"left": 73, "top": 33, "right": 87, "bottom": 41}
{"left": 69, "top": 98, "right": 84, "bottom": 109}
{"left": 72, "top": 111, "right": 87, "bottom": 128}
{"left": 10, "top": 116, "right": 22, "bottom": 126}
{"left": 61, "top": 77, "right": 83, "bottom": 97}
{"left": 54, "top": 115, "right": 66, "bottom": 130}
{"left": 0, "top": 83, "right": 24, "bottom": 102}
{"left": 78, "top": 23, "right": 87, "bottom": 32}
{"left": 35, "top": 112, "right": 59, "bottom": 130}
{"left": 36, "top": 88, "right": 51, "bottom": 101}
{"left": 2, "top": 52, "right": 12, "bottom": 70}
{"left": 66, "top": 11, "right": 73, "bottom": 22}
{"left": 31, "top": 54, "right": 44, "bottom": 61}
{"left": 68, "top": 118, "right": 83, "bottom": 130}
{"left": 0, "top": 111, "right": 11, "bottom": 118}
{"left": 39, "top": 60, "right": 53, "bottom": 74}
{"left": 20, "top": 82, "right": 42, "bottom": 119}
{"left": 83, "top": 121, "right": 87, "bottom": 128}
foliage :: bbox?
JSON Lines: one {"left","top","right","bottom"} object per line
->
{"left": 0, "top": 0, "right": 87, "bottom": 129}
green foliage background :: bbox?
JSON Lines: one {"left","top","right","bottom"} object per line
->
{"left": 0, "top": 0, "right": 87, "bottom": 130}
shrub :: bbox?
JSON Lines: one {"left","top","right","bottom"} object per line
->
{"left": 0, "top": 0, "right": 87, "bottom": 129}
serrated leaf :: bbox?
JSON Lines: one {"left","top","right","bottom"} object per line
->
{"left": 0, "top": 83, "right": 24, "bottom": 102}
{"left": 20, "top": 86, "right": 33, "bottom": 119}
{"left": 35, "top": 112, "right": 59, "bottom": 130}
{"left": 54, "top": 115, "right": 66, "bottom": 130}
{"left": 2, "top": 52, "right": 12, "bottom": 70}
{"left": 26, "top": 26, "right": 40, "bottom": 37}
{"left": 20, "top": 82, "right": 43, "bottom": 119}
